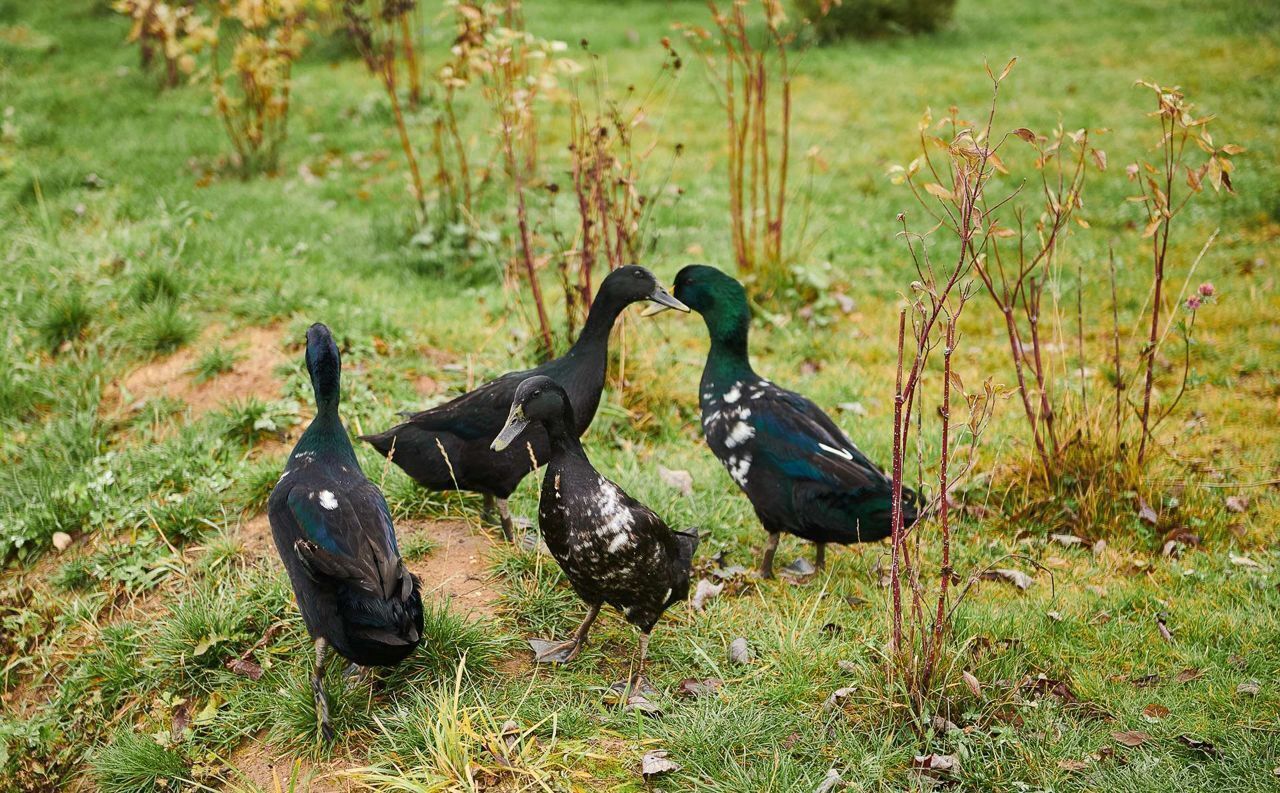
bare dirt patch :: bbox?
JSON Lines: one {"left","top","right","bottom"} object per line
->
{"left": 402, "top": 519, "right": 502, "bottom": 618}
{"left": 223, "top": 733, "right": 359, "bottom": 793}
{"left": 109, "top": 324, "right": 292, "bottom": 423}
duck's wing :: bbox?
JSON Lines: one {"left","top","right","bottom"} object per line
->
{"left": 279, "top": 481, "right": 412, "bottom": 602}
{"left": 396, "top": 369, "right": 530, "bottom": 441}
{"left": 745, "top": 384, "right": 890, "bottom": 494}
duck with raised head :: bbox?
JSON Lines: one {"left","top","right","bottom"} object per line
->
{"left": 269, "top": 323, "right": 423, "bottom": 742}
{"left": 651, "top": 265, "right": 918, "bottom": 578}
{"left": 491, "top": 375, "right": 698, "bottom": 691}
{"left": 362, "top": 265, "right": 688, "bottom": 541}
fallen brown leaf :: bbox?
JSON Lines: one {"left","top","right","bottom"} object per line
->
{"left": 983, "top": 567, "right": 1035, "bottom": 590}
{"left": 1176, "top": 735, "right": 1219, "bottom": 756}
{"left": 1175, "top": 667, "right": 1203, "bottom": 684}
{"left": 640, "top": 750, "right": 679, "bottom": 778}
{"left": 1057, "top": 759, "right": 1089, "bottom": 772}
{"left": 1113, "top": 730, "right": 1152, "bottom": 748}
{"left": 674, "top": 677, "right": 723, "bottom": 699}
{"left": 962, "top": 670, "right": 982, "bottom": 698}
{"left": 1141, "top": 703, "right": 1169, "bottom": 722}
{"left": 728, "top": 637, "right": 751, "bottom": 665}
{"left": 690, "top": 578, "right": 724, "bottom": 612}
{"left": 912, "top": 753, "right": 960, "bottom": 777}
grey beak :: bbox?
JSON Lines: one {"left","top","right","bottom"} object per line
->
{"left": 491, "top": 405, "right": 530, "bottom": 452}
{"left": 640, "top": 285, "right": 689, "bottom": 317}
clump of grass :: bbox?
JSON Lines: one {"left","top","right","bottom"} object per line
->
{"left": 152, "top": 580, "right": 256, "bottom": 687}
{"left": 398, "top": 532, "right": 438, "bottom": 561}
{"left": 387, "top": 599, "right": 506, "bottom": 684}
{"left": 128, "top": 395, "right": 186, "bottom": 431}
{"left": 235, "top": 455, "right": 285, "bottom": 514}
{"left": 129, "top": 263, "right": 184, "bottom": 305}
{"left": 190, "top": 345, "right": 239, "bottom": 383}
{"left": 91, "top": 729, "right": 187, "bottom": 793}
{"left": 37, "top": 290, "right": 93, "bottom": 352}
{"left": 148, "top": 489, "right": 224, "bottom": 544}
{"left": 216, "top": 397, "right": 299, "bottom": 445}
{"left": 266, "top": 666, "right": 368, "bottom": 756}
{"left": 134, "top": 300, "right": 197, "bottom": 355}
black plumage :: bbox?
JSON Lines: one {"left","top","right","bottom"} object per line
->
{"left": 490, "top": 375, "right": 698, "bottom": 689}
{"left": 668, "top": 265, "right": 918, "bottom": 577}
{"left": 361, "top": 265, "right": 688, "bottom": 540}
{"left": 268, "top": 323, "right": 422, "bottom": 741}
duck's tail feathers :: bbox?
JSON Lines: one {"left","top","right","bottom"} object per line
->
{"left": 359, "top": 427, "right": 400, "bottom": 458}
{"left": 294, "top": 539, "right": 381, "bottom": 597}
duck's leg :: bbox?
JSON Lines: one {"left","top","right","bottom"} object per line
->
{"left": 311, "top": 638, "right": 335, "bottom": 743}
{"left": 482, "top": 493, "right": 497, "bottom": 524}
{"left": 497, "top": 498, "right": 515, "bottom": 542}
{"left": 814, "top": 542, "right": 827, "bottom": 571}
{"left": 758, "top": 532, "right": 781, "bottom": 579}
{"left": 530, "top": 603, "right": 600, "bottom": 663}
{"left": 627, "top": 631, "right": 652, "bottom": 694}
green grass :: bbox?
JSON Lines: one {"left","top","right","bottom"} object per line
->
{"left": 0, "top": 0, "right": 1277, "bottom": 790}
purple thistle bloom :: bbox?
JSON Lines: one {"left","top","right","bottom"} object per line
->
{"left": 1198, "top": 282, "right": 1215, "bottom": 297}
{"left": 1185, "top": 295, "right": 1202, "bottom": 311}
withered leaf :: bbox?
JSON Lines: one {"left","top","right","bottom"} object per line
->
{"left": 1130, "top": 673, "right": 1162, "bottom": 688}
{"left": 640, "top": 750, "right": 680, "bottom": 778}
{"left": 1113, "top": 730, "right": 1152, "bottom": 748}
{"left": 657, "top": 466, "right": 694, "bottom": 497}
{"left": 1230, "top": 554, "right": 1265, "bottom": 570}
{"left": 1141, "top": 703, "right": 1170, "bottom": 722}
{"left": 1137, "top": 498, "right": 1159, "bottom": 525}
{"left": 1224, "top": 495, "right": 1249, "bottom": 513}
{"left": 983, "top": 568, "right": 1035, "bottom": 590}
{"left": 813, "top": 768, "right": 846, "bottom": 793}
{"left": 1237, "top": 679, "right": 1261, "bottom": 696}
{"left": 1155, "top": 614, "right": 1174, "bottom": 644}
{"left": 674, "top": 677, "right": 722, "bottom": 699}
{"left": 1013, "top": 127, "right": 1037, "bottom": 143}
{"left": 1177, "top": 735, "right": 1219, "bottom": 756}
{"left": 912, "top": 753, "right": 960, "bottom": 776}
{"left": 1051, "top": 533, "right": 1084, "bottom": 548}
{"left": 690, "top": 578, "right": 723, "bottom": 612}
{"left": 1175, "top": 667, "right": 1204, "bottom": 684}
{"left": 782, "top": 557, "right": 817, "bottom": 578}
{"left": 823, "top": 686, "right": 856, "bottom": 711}
{"left": 1058, "top": 758, "right": 1089, "bottom": 772}
{"left": 225, "top": 657, "right": 264, "bottom": 681}
{"left": 962, "top": 671, "right": 982, "bottom": 698}
{"left": 728, "top": 637, "right": 751, "bottom": 665}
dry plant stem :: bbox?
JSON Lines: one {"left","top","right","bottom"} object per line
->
{"left": 889, "top": 310, "right": 907, "bottom": 653}
{"left": 502, "top": 112, "right": 554, "bottom": 358}
{"left": 381, "top": 55, "right": 426, "bottom": 215}
{"left": 920, "top": 319, "right": 955, "bottom": 693}
{"left": 399, "top": 13, "right": 421, "bottom": 108}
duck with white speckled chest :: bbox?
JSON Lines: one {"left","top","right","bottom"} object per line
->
{"left": 361, "top": 266, "right": 688, "bottom": 541}
{"left": 651, "top": 265, "right": 919, "bottom": 578}
{"left": 268, "top": 323, "right": 423, "bottom": 742}
{"left": 491, "top": 375, "right": 699, "bottom": 691}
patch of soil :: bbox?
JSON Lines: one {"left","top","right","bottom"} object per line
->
{"left": 236, "top": 512, "right": 277, "bottom": 559}
{"left": 223, "top": 733, "right": 359, "bottom": 793}
{"left": 108, "top": 324, "right": 292, "bottom": 424}
{"left": 402, "top": 519, "right": 502, "bottom": 618}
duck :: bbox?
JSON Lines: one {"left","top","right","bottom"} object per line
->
{"left": 490, "top": 375, "right": 698, "bottom": 691}
{"left": 653, "top": 265, "right": 918, "bottom": 578}
{"left": 268, "top": 323, "right": 423, "bottom": 742}
{"left": 362, "top": 265, "right": 688, "bottom": 541}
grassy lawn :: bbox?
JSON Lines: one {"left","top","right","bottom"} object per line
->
{"left": 1, "top": 0, "right": 1278, "bottom": 790}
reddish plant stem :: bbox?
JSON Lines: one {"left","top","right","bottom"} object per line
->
{"left": 889, "top": 309, "right": 907, "bottom": 655}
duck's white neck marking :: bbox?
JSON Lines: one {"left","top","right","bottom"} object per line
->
{"left": 318, "top": 490, "right": 339, "bottom": 510}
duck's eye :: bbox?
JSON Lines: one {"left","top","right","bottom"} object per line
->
{"left": 633, "top": 270, "right": 644, "bottom": 278}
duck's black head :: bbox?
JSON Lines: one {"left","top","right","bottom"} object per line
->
{"left": 595, "top": 265, "right": 689, "bottom": 314}
{"left": 490, "top": 375, "right": 573, "bottom": 452}
{"left": 305, "top": 323, "right": 341, "bottom": 408}
{"left": 672, "top": 265, "right": 750, "bottom": 350}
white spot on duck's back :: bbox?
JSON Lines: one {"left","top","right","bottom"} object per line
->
{"left": 318, "top": 490, "right": 339, "bottom": 510}
{"left": 818, "top": 442, "right": 854, "bottom": 461}
{"left": 725, "top": 421, "right": 755, "bottom": 449}
{"left": 607, "top": 533, "right": 632, "bottom": 552}
{"left": 726, "top": 454, "right": 752, "bottom": 486}
{"left": 594, "top": 479, "right": 635, "bottom": 537}
{"left": 724, "top": 382, "right": 742, "bottom": 403}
